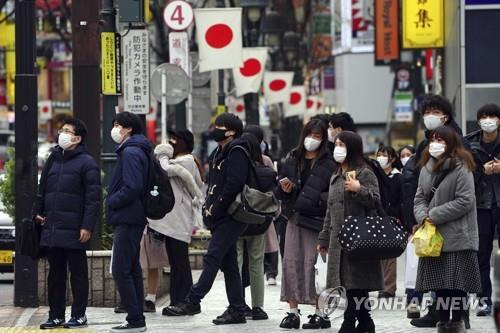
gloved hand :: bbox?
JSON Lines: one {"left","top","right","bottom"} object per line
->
{"left": 154, "top": 143, "right": 174, "bottom": 158}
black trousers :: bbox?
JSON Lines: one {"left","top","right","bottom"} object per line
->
{"left": 264, "top": 252, "right": 279, "bottom": 279}
{"left": 345, "top": 289, "right": 371, "bottom": 320}
{"left": 112, "top": 224, "right": 146, "bottom": 326}
{"left": 165, "top": 236, "right": 193, "bottom": 306}
{"left": 435, "top": 290, "right": 468, "bottom": 322}
{"left": 47, "top": 247, "right": 88, "bottom": 320}
{"left": 477, "top": 208, "right": 500, "bottom": 306}
{"left": 187, "top": 220, "right": 247, "bottom": 314}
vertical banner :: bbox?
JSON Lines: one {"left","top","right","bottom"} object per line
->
{"left": 101, "top": 32, "right": 121, "bottom": 95}
{"left": 402, "top": 0, "right": 444, "bottom": 49}
{"left": 123, "top": 29, "right": 150, "bottom": 114}
{"left": 169, "top": 32, "right": 190, "bottom": 76}
{"left": 374, "top": 0, "right": 400, "bottom": 65}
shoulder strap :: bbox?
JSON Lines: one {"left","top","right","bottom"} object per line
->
{"left": 429, "top": 167, "right": 455, "bottom": 202}
{"left": 39, "top": 151, "right": 57, "bottom": 195}
{"left": 229, "top": 145, "right": 261, "bottom": 189}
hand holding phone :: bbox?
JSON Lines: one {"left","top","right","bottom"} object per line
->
{"left": 280, "top": 177, "right": 295, "bottom": 193}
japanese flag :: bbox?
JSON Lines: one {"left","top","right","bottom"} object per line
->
{"left": 226, "top": 96, "right": 246, "bottom": 122}
{"left": 316, "top": 96, "right": 325, "bottom": 113}
{"left": 305, "top": 96, "right": 318, "bottom": 117}
{"left": 232, "top": 47, "right": 268, "bottom": 97}
{"left": 284, "top": 86, "right": 306, "bottom": 118}
{"left": 194, "top": 8, "right": 243, "bottom": 72}
{"left": 263, "top": 71, "right": 294, "bottom": 105}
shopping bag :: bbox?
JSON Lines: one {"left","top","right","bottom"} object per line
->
{"left": 412, "top": 222, "right": 443, "bottom": 257}
{"left": 315, "top": 253, "right": 328, "bottom": 294}
{"left": 404, "top": 241, "right": 418, "bottom": 289}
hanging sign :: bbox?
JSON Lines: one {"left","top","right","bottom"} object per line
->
{"left": 164, "top": 0, "right": 194, "bottom": 31}
{"left": 374, "top": 0, "right": 400, "bottom": 65}
{"left": 123, "top": 29, "right": 150, "bottom": 114}
{"left": 402, "top": 0, "right": 444, "bottom": 49}
{"left": 169, "top": 32, "right": 190, "bottom": 76}
{"left": 101, "top": 32, "right": 122, "bottom": 95}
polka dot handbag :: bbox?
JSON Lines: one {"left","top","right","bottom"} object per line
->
{"left": 338, "top": 215, "right": 408, "bottom": 260}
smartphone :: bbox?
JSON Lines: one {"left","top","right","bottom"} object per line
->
{"left": 346, "top": 171, "right": 356, "bottom": 181}
{"left": 279, "top": 177, "right": 290, "bottom": 184}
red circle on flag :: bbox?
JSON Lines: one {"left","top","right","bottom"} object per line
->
{"left": 290, "top": 92, "right": 302, "bottom": 105}
{"left": 269, "top": 79, "right": 286, "bottom": 91}
{"left": 205, "top": 24, "right": 233, "bottom": 49}
{"left": 236, "top": 104, "right": 245, "bottom": 113}
{"left": 42, "top": 106, "right": 49, "bottom": 113}
{"left": 240, "top": 58, "right": 261, "bottom": 77}
{"left": 317, "top": 101, "right": 322, "bottom": 109}
{"left": 306, "top": 99, "right": 314, "bottom": 109}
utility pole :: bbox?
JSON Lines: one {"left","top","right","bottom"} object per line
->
{"left": 100, "top": 0, "right": 118, "bottom": 195}
{"left": 216, "top": 0, "right": 226, "bottom": 113}
{"left": 73, "top": 0, "right": 102, "bottom": 249}
{"left": 14, "top": 0, "right": 38, "bottom": 307}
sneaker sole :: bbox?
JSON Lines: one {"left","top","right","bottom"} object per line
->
{"left": 252, "top": 316, "right": 269, "bottom": 321}
{"left": 212, "top": 320, "right": 246, "bottom": 325}
{"left": 110, "top": 326, "right": 146, "bottom": 333}
{"left": 163, "top": 309, "right": 201, "bottom": 317}
{"left": 64, "top": 324, "right": 89, "bottom": 329}
{"left": 407, "top": 312, "right": 421, "bottom": 319}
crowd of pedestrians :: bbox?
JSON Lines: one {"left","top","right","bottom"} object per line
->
{"left": 31, "top": 95, "right": 500, "bottom": 333}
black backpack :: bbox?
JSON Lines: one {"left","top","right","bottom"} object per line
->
{"left": 144, "top": 152, "right": 175, "bottom": 220}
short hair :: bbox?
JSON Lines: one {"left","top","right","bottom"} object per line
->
{"left": 62, "top": 118, "right": 88, "bottom": 143}
{"left": 243, "top": 125, "right": 264, "bottom": 143}
{"left": 420, "top": 94, "right": 453, "bottom": 119}
{"left": 377, "top": 144, "right": 398, "bottom": 161}
{"left": 214, "top": 113, "right": 243, "bottom": 137}
{"left": 112, "top": 112, "right": 143, "bottom": 135}
{"left": 310, "top": 114, "right": 330, "bottom": 126}
{"left": 330, "top": 112, "right": 356, "bottom": 132}
{"left": 477, "top": 103, "right": 500, "bottom": 121}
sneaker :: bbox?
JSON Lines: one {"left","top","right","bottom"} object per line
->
{"left": 144, "top": 300, "right": 156, "bottom": 313}
{"left": 243, "top": 305, "right": 252, "bottom": 319}
{"left": 302, "top": 314, "right": 331, "bottom": 329}
{"left": 164, "top": 301, "right": 201, "bottom": 316}
{"left": 64, "top": 316, "right": 88, "bottom": 329}
{"left": 251, "top": 307, "right": 269, "bottom": 320}
{"left": 279, "top": 312, "right": 300, "bottom": 329}
{"left": 378, "top": 291, "right": 395, "bottom": 298}
{"left": 476, "top": 304, "right": 491, "bottom": 317}
{"left": 110, "top": 322, "right": 146, "bottom": 332}
{"left": 410, "top": 302, "right": 438, "bottom": 328}
{"left": 114, "top": 304, "right": 126, "bottom": 314}
{"left": 267, "top": 277, "right": 277, "bottom": 286}
{"left": 407, "top": 303, "right": 421, "bottom": 319}
{"left": 40, "top": 318, "right": 65, "bottom": 330}
{"left": 212, "top": 308, "right": 246, "bottom": 325}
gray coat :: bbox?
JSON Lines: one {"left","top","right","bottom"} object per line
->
{"left": 414, "top": 159, "right": 479, "bottom": 252}
{"left": 318, "top": 166, "right": 383, "bottom": 291}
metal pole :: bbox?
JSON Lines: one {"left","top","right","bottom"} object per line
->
{"left": 14, "top": 0, "right": 39, "bottom": 307}
{"left": 161, "top": 72, "right": 167, "bottom": 143}
{"left": 216, "top": 0, "right": 226, "bottom": 113}
{"left": 100, "top": 0, "right": 118, "bottom": 199}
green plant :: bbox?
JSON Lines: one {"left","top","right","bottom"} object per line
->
{"left": 0, "top": 148, "right": 15, "bottom": 219}
{"left": 101, "top": 171, "right": 113, "bottom": 250}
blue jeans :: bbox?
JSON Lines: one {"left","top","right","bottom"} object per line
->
{"left": 112, "top": 224, "right": 146, "bottom": 326}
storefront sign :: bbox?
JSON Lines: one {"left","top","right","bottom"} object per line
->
{"left": 394, "top": 91, "right": 413, "bottom": 122}
{"left": 122, "top": 29, "right": 150, "bottom": 114}
{"left": 101, "top": 32, "right": 122, "bottom": 95}
{"left": 374, "top": 0, "right": 399, "bottom": 65}
{"left": 402, "top": 0, "right": 444, "bottom": 49}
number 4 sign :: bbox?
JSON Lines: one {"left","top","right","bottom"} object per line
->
{"left": 164, "top": 0, "right": 194, "bottom": 31}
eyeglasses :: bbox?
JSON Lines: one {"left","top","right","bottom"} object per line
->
{"left": 58, "top": 129, "right": 76, "bottom": 135}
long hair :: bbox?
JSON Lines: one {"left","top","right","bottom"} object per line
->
{"left": 337, "top": 131, "right": 366, "bottom": 170}
{"left": 294, "top": 119, "right": 329, "bottom": 168}
{"left": 241, "top": 133, "right": 264, "bottom": 164}
{"left": 419, "top": 126, "right": 475, "bottom": 172}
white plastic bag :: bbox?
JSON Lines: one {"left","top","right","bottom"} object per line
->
{"left": 405, "top": 241, "right": 419, "bottom": 289}
{"left": 315, "top": 253, "right": 328, "bottom": 294}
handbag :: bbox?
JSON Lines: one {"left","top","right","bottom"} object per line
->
{"left": 19, "top": 217, "right": 44, "bottom": 260}
{"left": 315, "top": 253, "right": 328, "bottom": 294}
{"left": 404, "top": 240, "right": 418, "bottom": 289}
{"left": 295, "top": 213, "right": 324, "bottom": 232}
{"left": 227, "top": 147, "right": 280, "bottom": 225}
{"left": 338, "top": 202, "right": 408, "bottom": 260}
{"left": 412, "top": 221, "right": 444, "bottom": 257}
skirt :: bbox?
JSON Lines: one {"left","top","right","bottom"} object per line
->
{"left": 281, "top": 217, "right": 318, "bottom": 305}
{"left": 265, "top": 222, "right": 279, "bottom": 253}
{"left": 415, "top": 250, "right": 481, "bottom": 293}
{"left": 139, "top": 228, "right": 169, "bottom": 269}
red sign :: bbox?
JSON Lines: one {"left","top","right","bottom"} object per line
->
{"left": 374, "top": 0, "right": 400, "bottom": 65}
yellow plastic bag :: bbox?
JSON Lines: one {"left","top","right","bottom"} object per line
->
{"left": 412, "top": 221, "right": 444, "bottom": 257}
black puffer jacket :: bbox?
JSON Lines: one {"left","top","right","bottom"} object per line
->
{"left": 465, "top": 129, "right": 500, "bottom": 209}
{"left": 276, "top": 150, "right": 335, "bottom": 218}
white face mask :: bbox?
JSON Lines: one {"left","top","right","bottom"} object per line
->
{"left": 328, "top": 128, "right": 336, "bottom": 143}
{"left": 429, "top": 142, "right": 446, "bottom": 159}
{"left": 376, "top": 156, "right": 390, "bottom": 169}
{"left": 333, "top": 146, "right": 347, "bottom": 163}
{"left": 424, "top": 114, "right": 445, "bottom": 131}
{"left": 304, "top": 137, "right": 322, "bottom": 152}
{"left": 111, "top": 127, "right": 124, "bottom": 144}
{"left": 480, "top": 118, "right": 499, "bottom": 133}
{"left": 58, "top": 132, "right": 75, "bottom": 150}
{"left": 401, "top": 156, "right": 411, "bottom": 167}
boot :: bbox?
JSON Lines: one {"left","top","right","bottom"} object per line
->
{"left": 339, "top": 309, "right": 357, "bottom": 333}
{"left": 356, "top": 309, "right": 375, "bottom": 333}
{"left": 437, "top": 321, "right": 450, "bottom": 333}
{"left": 411, "top": 301, "right": 439, "bottom": 328}
{"left": 447, "top": 320, "right": 466, "bottom": 333}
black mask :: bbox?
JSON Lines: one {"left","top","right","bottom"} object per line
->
{"left": 212, "top": 128, "right": 229, "bottom": 142}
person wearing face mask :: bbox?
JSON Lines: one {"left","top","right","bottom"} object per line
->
{"left": 400, "top": 145, "right": 416, "bottom": 168}
{"left": 318, "top": 131, "right": 382, "bottom": 333}
{"left": 375, "top": 145, "right": 403, "bottom": 300}
{"left": 107, "top": 112, "right": 152, "bottom": 333}
{"left": 326, "top": 112, "right": 357, "bottom": 153}
{"left": 277, "top": 119, "right": 335, "bottom": 330}
{"left": 414, "top": 126, "right": 481, "bottom": 333}
{"left": 34, "top": 118, "right": 101, "bottom": 330}
{"left": 464, "top": 103, "right": 500, "bottom": 317}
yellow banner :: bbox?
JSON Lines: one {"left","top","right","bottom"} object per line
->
{"left": 402, "top": 0, "right": 444, "bottom": 49}
{"left": 101, "top": 32, "right": 118, "bottom": 95}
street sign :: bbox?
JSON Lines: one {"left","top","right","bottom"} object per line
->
{"left": 123, "top": 29, "right": 150, "bottom": 114}
{"left": 101, "top": 32, "right": 122, "bottom": 95}
{"left": 163, "top": 0, "right": 194, "bottom": 31}
{"left": 169, "top": 32, "right": 190, "bottom": 76}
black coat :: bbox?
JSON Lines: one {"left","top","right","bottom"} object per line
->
{"left": 203, "top": 138, "right": 251, "bottom": 229}
{"left": 465, "top": 129, "right": 500, "bottom": 209}
{"left": 107, "top": 134, "right": 152, "bottom": 227}
{"left": 36, "top": 145, "right": 101, "bottom": 250}
{"left": 276, "top": 150, "right": 335, "bottom": 218}
{"left": 384, "top": 171, "right": 403, "bottom": 219}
